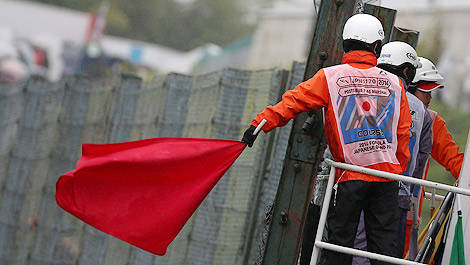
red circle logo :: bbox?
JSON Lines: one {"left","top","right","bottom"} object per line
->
{"left": 362, "top": 101, "right": 371, "bottom": 111}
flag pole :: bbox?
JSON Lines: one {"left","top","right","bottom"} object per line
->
{"left": 253, "top": 119, "right": 267, "bottom": 135}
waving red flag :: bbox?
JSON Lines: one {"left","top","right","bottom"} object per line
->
{"left": 56, "top": 137, "right": 246, "bottom": 255}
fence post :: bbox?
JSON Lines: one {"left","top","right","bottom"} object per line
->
{"left": 391, "top": 26, "right": 420, "bottom": 48}
{"left": 364, "top": 4, "right": 397, "bottom": 43}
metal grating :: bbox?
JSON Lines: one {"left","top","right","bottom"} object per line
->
{"left": 0, "top": 65, "right": 303, "bottom": 264}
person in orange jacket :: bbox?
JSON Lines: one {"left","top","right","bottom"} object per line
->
{"left": 411, "top": 57, "right": 464, "bottom": 179}
{"left": 242, "top": 14, "right": 412, "bottom": 265}
{"left": 403, "top": 57, "right": 465, "bottom": 257}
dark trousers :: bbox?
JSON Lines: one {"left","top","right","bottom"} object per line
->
{"left": 396, "top": 194, "right": 411, "bottom": 258}
{"left": 320, "top": 180, "right": 400, "bottom": 265}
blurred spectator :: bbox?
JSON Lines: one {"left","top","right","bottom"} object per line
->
{"left": 0, "top": 57, "right": 28, "bottom": 83}
{"left": 0, "top": 39, "right": 28, "bottom": 82}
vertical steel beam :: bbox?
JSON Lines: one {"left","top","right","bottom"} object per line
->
{"left": 261, "top": 1, "right": 357, "bottom": 264}
{"left": 304, "top": 1, "right": 358, "bottom": 80}
{"left": 391, "top": 26, "right": 420, "bottom": 48}
{"left": 364, "top": 4, "right": 397, "bottom": 43}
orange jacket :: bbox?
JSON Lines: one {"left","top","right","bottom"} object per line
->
{"left": 429, "top": 111, "right": 464, "bottom": 179}
{"left": 413, "top": 111, "right": 464, "bottom": 222}
{"left": 251, "top": 51, "right": 411, "bottom": 182}
{"left": 403, "top": 111, "right": 464, "bottom": 256}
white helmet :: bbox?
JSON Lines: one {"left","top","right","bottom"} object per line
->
{"left": 377, "top": 41, "right": 421, "bottom": 68}
{"left": 413, "top": 57, "right": 444, "bottom": 83}
{"left": 342, "top": 14, "right": 384, "bottom": 44}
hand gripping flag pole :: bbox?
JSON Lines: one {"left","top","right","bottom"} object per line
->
{"left": 56, "top": 120, "right": 266, "bottom": 256}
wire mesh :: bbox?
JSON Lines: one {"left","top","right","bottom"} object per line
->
{"left": 154, "top": 70, "right": 223, "bottom": 265}
{"left": 157, "top": 73, "right": 192, "bottom": 138}
{"left": 107, "top": 75, "right": 143, "bottom": 143}
{"left": 184, "top": 69, "right": 252, "bottom": 265}
{"left": 0, "top": 64, "right": 303, "bottom": 265}
{"left": 251, "top": 62, "right": 306, "bottom": 264}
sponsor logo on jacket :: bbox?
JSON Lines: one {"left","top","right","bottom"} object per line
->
{"left": 337, "top": 76, "right": 391, "bottom": 97}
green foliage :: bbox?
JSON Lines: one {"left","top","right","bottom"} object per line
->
{"left": 416, "top": 16, "right": 443, "bottom": 64}
{"left": 429, "top": 99, "right": 470, "bottom": 153}
{"left": 106, "top": 5, "right": 130, "bottom": 36}
{"left": 30, "top": 0, "right": 259, "bottom": 51}
{"left": 424, "top": 99, "right": 469, "bottom": 187}
{"left": 31, "top": 0, "right": 97, "bottom": 11}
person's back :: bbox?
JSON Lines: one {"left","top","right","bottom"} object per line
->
{"left": 242, "top": 14, "right": 412, "bottom": 265}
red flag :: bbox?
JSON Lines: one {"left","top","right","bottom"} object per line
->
{"left": 56, "top": 137, "right": 246, "bottom": 255}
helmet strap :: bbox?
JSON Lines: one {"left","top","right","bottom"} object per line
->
{"left": 377, "top": 63, "right": 415, "bottom": 85}
{"left": 407, "top": 83, "right": 418, "bottom": 94}
{"left": 372, "top": 41, "right": 382, "bottom": 58}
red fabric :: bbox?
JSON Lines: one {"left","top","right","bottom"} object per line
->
{"left": 56, "top": 137, "right": 246, "bottom": 255}
{"left": 417, "top": 81, "right": 444, "bottom": 92}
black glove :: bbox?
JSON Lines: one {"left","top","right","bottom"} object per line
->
{"left": 242, "top": 125, "right": 258, "bottom": 147}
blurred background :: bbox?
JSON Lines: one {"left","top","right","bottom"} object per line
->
{"left": 1, "top": 0, "right": 470, "bottom": 109}
{"left": 0, "top": 0, "right": 469, "bottom": 264}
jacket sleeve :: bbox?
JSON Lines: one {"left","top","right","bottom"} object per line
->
{"left": 251, "top": 69, "right": 329, "bottom": 132}
{"left": 396, "top": 82, "right": 412, "bottom": 173}
{"left": 431, "top": 115, "right": 464, "bottom": 179}
{"left": 412, "top": 109, "right": 432, "bottom": 179}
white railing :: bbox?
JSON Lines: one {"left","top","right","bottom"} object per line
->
{"left": 310, "top": 159, "right": 470, "bottom": 265}
{"left": 424, "top": 191, "right": 444, "bottom": 202}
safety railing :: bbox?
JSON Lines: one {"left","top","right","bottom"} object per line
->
{"left": 424, "top": 191, "right": 444, "bottom": 202}
{"left": 311, "top": 159, "right": 470, "bottom": 265}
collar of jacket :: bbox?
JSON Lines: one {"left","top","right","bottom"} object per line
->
{"left": 342, "top": 50, "right": 377, "bottom": 68}
{"left": 399, "top": 76, "right": 408, "bottom": 89}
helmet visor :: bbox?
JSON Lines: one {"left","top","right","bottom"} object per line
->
{"left": 417, "top": 81, "right": 444, "bottom": 92}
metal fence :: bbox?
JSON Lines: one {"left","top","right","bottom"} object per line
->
{"left": 0, "top": 62, "right": 307, "bottom": 265}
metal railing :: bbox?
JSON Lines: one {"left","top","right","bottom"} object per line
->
{"left": 310, "top": 159, "right": 470, "bottom": 265}
{"left": 424, "top": 191, "right": 444, "bottom": 202}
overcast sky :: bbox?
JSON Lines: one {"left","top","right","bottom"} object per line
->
{"left": 376, "top": 0, "right": 470, "bottom": 10}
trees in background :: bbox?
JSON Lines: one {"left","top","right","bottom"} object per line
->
{"left": 30, "top": 0, "right": 265, "bottom": 51}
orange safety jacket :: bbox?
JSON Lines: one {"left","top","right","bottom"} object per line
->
{"left": 403, "top": 110, "right": 464, "bottom": 256}
{"left": 428, "top": 111, "right": 464, "bottom": 179}
{"left": 416, "top": 110, "right": 464, "bottom": 215}
{"left": 251, "top": 50, "right": 412, "bottom": 183}
{"left": 416, "top": 110, "right": 464, "bottom": 213}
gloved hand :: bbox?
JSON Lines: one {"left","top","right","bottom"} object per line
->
{"left": 242, "top": 125, "right": 258, "bottom": 147}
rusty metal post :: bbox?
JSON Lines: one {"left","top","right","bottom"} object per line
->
{"left": 391, "top": 26, "right": 420, "bottom": 48}
{"left": 364, "top": 4, "right": 397, "bottom": 43}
